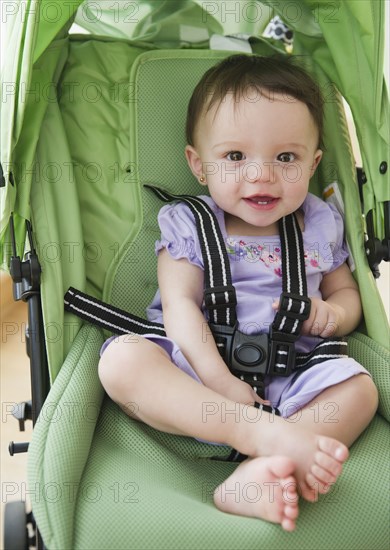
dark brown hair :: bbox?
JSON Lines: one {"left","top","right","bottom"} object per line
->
{"left": 186, "top": 54, "right": 324, "bottom": 148}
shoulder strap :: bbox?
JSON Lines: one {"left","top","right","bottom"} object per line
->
{"left": 268, "top": 213, "right": 312, "bottom": 375}
{"left": 147, "top": 186, "right": 237, "bottom": 327}
{"left": 149, "top": 186, "right": 312, "bottom": 377}
{"left": 272, "top": 213, "right": 311, "bottom": 337}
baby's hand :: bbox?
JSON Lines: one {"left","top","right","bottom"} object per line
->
{"left": 272, "top": 297, "right": 342, "bottom": 338}
{"left": 301, "top": 297, "right": 343, "bottom": 337}
{"left": 211, "top": 371, "right": 270, "bottom": 408}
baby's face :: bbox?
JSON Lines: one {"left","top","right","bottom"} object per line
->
{"left": 185, "top": 90, "right": 322, "bottom": 236}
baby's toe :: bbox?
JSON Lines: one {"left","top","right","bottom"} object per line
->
{"left": 318, "top": 437, "right": 349, "bottom": 462}
{"left": 284, "top": 503, "right": 299, "bottom": 520}
{"left": 281, "top": 516, "right": 297, "bottom": 532}
{"left": 310, "top": 463, "right": 337, "bottom": 485}
{"left": 315, "top": 451, "right": 343, "bottom": 477}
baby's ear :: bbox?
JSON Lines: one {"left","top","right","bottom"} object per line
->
{"left": 310, "top": 149, "right": 323, "bottom": 176}
{"left": 185, "top": 145, "right": 204, "bottom": 182}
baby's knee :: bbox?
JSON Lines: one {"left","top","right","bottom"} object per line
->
{"left": 358, "top": 374, "right": 379, "bottom": 416}
{"left": 98, "top": 335, "right": 162, "bottom": 398}
{"left": 98, "top": 352, "right": 118, "bottom": 399}
{"left": 98, "top": 335, "right": 140, "bottom": 396}
{"left": 98, "top": 352, "right": 116, "bottom": 394}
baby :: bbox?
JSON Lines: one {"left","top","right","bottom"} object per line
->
{"left": 99, "top": 54, "right": 378, "bottom": 531}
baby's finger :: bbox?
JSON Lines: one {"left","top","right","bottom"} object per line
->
{"left": 258, "top": 398, "right": 271, "bottom": 405}
{"left": 319, "top": 317, "right": 338, "bottom": 338}
{"left": 302, "top": 310, "right": 317, "bottom": 335}
{"left": 311, "top": 310, "right": 336, "bottom": 337}
{"left": 252, "top": 393, "right": 271, "bottom": 405}
{"left": 305, "top": 310, "right": 327, "bottom": 336}
{"left": 309, "top": 315, "right": 328, "bottom": 336}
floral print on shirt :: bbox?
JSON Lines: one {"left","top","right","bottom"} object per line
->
{"left": 226, "top": 237, "right": 322, "bottom": 277}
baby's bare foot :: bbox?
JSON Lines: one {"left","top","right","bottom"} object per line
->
{"left": 299, "top": 435, "right": 349, "bottom": 501}
{"left": 246, "top": 414, "right": 349, "bottom": 502}
{"left": 214, "top": 456, "right": 299, "bottom": 531}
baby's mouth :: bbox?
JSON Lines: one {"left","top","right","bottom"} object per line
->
{"left": 245, "top": 195, "right": 279, "bottom": 206}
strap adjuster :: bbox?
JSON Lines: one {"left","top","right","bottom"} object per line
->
{"left": 278, "top": 292, "right": 311, "bottom": 321}
{"left": 204, "top": 285, "right": 237, "bottom": 310}
{"left": 268, "top": 328, "right": 296, "bottom": 376}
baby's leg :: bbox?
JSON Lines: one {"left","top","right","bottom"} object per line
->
{"left": 288, "top": 374, "right": 378, "bottom": 500}
{"left": 297, "top": 374, "right": 378, "bottom": 445}
{"left": 98, "top": 336, "right": 348, "bottom": 516}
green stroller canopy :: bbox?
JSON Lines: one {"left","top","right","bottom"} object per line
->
{"left": 0, "top": 0, "right": 389, "bottom": 261}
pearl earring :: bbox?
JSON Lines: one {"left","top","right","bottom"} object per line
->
{"left": 199, "top": 175, "right": 206, "bottom": 183}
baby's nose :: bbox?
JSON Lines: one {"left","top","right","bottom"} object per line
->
{"left": 244, "top": 161, "right": 275, "bottom": 183}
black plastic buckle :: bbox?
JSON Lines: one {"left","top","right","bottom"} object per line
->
{"left": 209, "top": 323, "right": 269, "bottom": 377}
{"left": 278, "top": 292, "right": 311, "bottom": 321}
{"left": 208, "top": 323, "right": 236, "bottom": 365}
{"left": 204, "top": 285, "right": 237, "bottom": 311}
{"left": 268, "top": 329, "right": 296, "bottom": 376}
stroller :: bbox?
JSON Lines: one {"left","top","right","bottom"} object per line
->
{"left": 1, "top": 1, "right": 389, "bottom": 548}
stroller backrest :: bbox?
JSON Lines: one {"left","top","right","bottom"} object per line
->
{"left": 59, "top": 39, "right": 287, "bottom": 320}
{"left": 98, "top": 47, "right": 359, "bottom": 315}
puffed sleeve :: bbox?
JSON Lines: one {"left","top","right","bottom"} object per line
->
{"left": 325, "top": 202, "right": 350, "bottom": 272}
{"left": 304, "top": 194, "right": 350, "bottom": 273}
{"left": 155, "top": 201, "right": 204, "bottom": 269}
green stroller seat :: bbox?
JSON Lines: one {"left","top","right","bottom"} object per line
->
{"left": 26, "top": 43, "right": 390, "bottom": 550}
{"left": 1, "top": 2, "right": 389, "bottom": 549}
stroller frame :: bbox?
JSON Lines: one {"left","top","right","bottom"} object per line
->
{"left": 1, "top": 2, "right": 389, "bottom": 549}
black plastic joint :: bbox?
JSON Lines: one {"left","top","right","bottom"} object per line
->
{"left": 10, "top": 256, "right": 23, "bottom": 282}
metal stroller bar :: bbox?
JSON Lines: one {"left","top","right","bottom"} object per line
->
{"left": 7, "top": 214, "right": 49, "bottom": 550}
{"left": 9, "top": 214, "right": 50, "bottom": 426}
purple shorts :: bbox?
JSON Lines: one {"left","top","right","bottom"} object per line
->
{"left": 101, "top": 333, "right": 369, "bottom": 442}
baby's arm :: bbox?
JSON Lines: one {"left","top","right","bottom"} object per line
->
{"left": 301, "top": 263, "right": 362, "bottom": 338}
{"left": 157, "top": 249, "right": 262, "bottom": 404}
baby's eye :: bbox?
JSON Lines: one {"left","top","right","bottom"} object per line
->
{"left": 277, "top": 152, "right": 295, "bottom": 163}
{"left": 226, "top": 151, "right": 245, "bottom": 162}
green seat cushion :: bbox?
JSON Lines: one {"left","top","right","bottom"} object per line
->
{"left": 28, "top": 325, "right": 390, "bottom": 549}
{"left": 74, "top": 399, "right": 389, "bottom": 550}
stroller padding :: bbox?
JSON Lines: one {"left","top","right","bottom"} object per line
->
{"left": 27, "top": 325, "right": 105, "bottom": 548}
{"left": 27, "top": 41, "right": 390, "bottom": 549}
{"left": 28, "top": 328, "right": 389, "bottom": 549}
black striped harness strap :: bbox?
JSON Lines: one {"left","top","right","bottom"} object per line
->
{"left": 146, "top": 188, "right": 347, "bottom": 396}
{"left": 148, "top": 186, "right": 237, "bottom": 327}
{"left": 64, "top": 187, "right": 349, "bottom": 396}
{"left": 64, "top": 287, "right": 166, "bottom": 337}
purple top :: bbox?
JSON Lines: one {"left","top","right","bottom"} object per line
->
{"left": 147, "top": 193, "right": 349, "bottom": 354}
